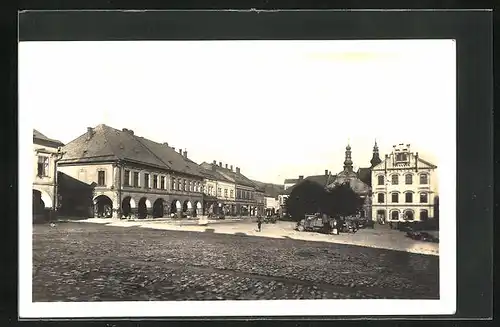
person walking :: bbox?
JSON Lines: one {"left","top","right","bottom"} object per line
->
{"left": 257, "top": 215, "right": 262, "bottom": 232}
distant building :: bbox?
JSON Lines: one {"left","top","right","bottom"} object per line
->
{"left": 33, "top": 129, "right": 64, "bottom": 221}
{"left": 58, "top": 124, "right": 204, "bottom": 219}
{"left": 371, "top": 143, "right": 438, "bottom": 222}
{"left": 251, "top": 180, "right": 284, "bottom": 216}
{"left": 200, "top": 161, "right": 262, "bottom": 216}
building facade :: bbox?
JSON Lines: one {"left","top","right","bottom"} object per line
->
{"left": 202, "top": 161, "right": 260, "bottom": 216}
{"left": 200, "top": 162, "right": 238, "bottom": 216}
{"left": 33, "top": 130, "right": 64, "bottom": 221}
{"left": 58, "top": 125, "right": 204, "bottom": 219}
{"left": 371, "top": 143, "right": 438, "bottom": 222}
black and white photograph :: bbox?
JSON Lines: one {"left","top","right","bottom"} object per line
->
{"left": 17, "top": 9, "right": 483, "bottom": 319}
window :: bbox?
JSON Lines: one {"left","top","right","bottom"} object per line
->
{"left": 160, "top": 176, "right": 165, "bottom": 189}
{"left": 405, "top": 174, "right": 413, "bottom": 185}
{"left": 404, "top": 210, "right": 414, "bottom": 220}
{"left": 133, "top": 172, "right": 139, "bottom": 187}
{"left": 224, "top": 189, "right": 228, "bottom": 198}
{"left": 153, "top": 175, "right": 158, "bottom": 189}
{"left": 124, "top": 170, "right": 130, "bottom": 186}
{"left": 396, "top": 153, "right": 408, "bottom": 162}
{"left": 230, "top": 190, "right": 234, "bottom": 198}
{"left": 420, "top": 173, "right": 428, "bottom": 184}
{"left": 405, "top": 192, "right": 413, "bottom": 203}
{"left": 171, "top": 178, "right": 176, "bottom": 190}
{"left": 420, "top": 192, "right": 428, "bottom": 203}
{"left": 391, "top": 193, "right": 399, "bottom": 203}
{"left": 144, "top": 173, "right": 150, "bottom": 188}
{"left": 377, "top": 193, "right": 385, "bottom": 203}
{"left": 97, "top": 170, "right": 106, "bottom": 186}
{"left": 37, "top": 156, "right": 49, "bottom": 177}
{"left": 217, "top": 188, "right": 221, "bottom": 196}
{"left": 391, "top": 211, "right": 399, "bottom": 220}
{"left": 391, "top": 174, "right": 399, "bottom": 185}
{"left": 420, "top": 209, "right": 429, "bottom": 220}
{"left": 377, "top": 175, "right": 384, "bottom": 185}
{"left": 201, "top": 185, "right": 204, "bottom": 193}
{"left": 190, "top": 181, "right": 194, "bottom": 192}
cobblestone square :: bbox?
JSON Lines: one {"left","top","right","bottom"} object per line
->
{"left": 32, "top": 222, "right": 439, "bottom": 301}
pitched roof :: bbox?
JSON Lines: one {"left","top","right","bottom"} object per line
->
{"left": 199, "top": 164, "right": 233, "bottom": 183}
{"left": 284, "top": 178, "right": 299, "bottom": 184}
{"left": 283, "top": 174, "right": 336, "bottom": 195}
{"left": 251, "top": 180, "right": 284, "bottom": 197}
{"left": 33, "top": 129, "right": 64, "bottom": 147}
{"left": 201, "top": 162, "right": 256, "bottom": 188}
{"left": 60, "top": 124, "right": 203, "bottom": 177}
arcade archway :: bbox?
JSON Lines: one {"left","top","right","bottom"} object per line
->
{"left": 153, "top": 198, "right": 165, "bottom": 218}
{"left": 121, "top": 196, "right": 136, "bottom": 218}
{"left": 94, "top": 195, "right": 113, "bottom": 218}
{"left": 138, "top": 197, "right": 151, "bottom": 219}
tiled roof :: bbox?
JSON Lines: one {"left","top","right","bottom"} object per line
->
{"left": 284, "top": 178, "right": 299, "bottom": 184}
{"left": 254, "top": 181, "right": 285, "bottom": 198}
{"left": 199, "top": 164, "right": 234, "bottom": 183}
{"left": 33, "top": 129, "right": 64, "bottom": 147}
{"left": 201, "top": 162, "right": 256, "bottom": 188}
{"left": 60, "top": 124, "right": 203, "bottom": 177}
{"left": 283, "top": 174, "right": 336, "bottom": 195}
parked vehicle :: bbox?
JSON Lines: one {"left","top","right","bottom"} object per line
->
{"left": 295, "top": 214, "right": 332, "bottom": 234}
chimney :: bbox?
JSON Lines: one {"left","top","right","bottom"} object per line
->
{"left": 225, "top": 164, "right": 228, "bottom": 169}
{"left": 86, "top": 127, "right": 93, "bottom": 140}
{"left": 122, "top": 128, "right": 128, "bottom": 132}
{"left": 236, "top": 167, "right": 240, "bottom": 174}
{"left": 219, "top": 161, "right": 222, "bottom": 167}
{"left": 179, "top": 149, "right": 182, "bottom": 155}
{"left": 230, "top": 165, "right": 233, "bottom": 171}
{"left": 183, "top": 150, "right": 187, "bottom": 158}
{"left": 163, "top": 142, "right": 169, "bottom": 146}
{"left": 172, "top": 147, "right": 175, "bottom": 151}
{"left": 325, "top": 169, "right": 328, "bottom": 176}
{"left": 129, "top": 130, "right": 134, "bottom": 135}
{"left": 213, "top": 160, "right": 217, "bottom": 165}
{"left": 329, "top": 171, "right": 331, "bottom": 175}
{"left": 299, "top": 175, "right": 304, "bottom": 180}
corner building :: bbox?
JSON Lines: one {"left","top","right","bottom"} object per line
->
{"left": 58, "top": 124, "right": 204, "bottom": 219}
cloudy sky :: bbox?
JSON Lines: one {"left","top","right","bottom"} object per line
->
{"left": 19, "top": 40, "right": 455, "bottom": 185}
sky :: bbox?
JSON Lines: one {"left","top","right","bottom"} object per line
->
{"left": 19, "top": 40, "right": 455, "bottom": 185}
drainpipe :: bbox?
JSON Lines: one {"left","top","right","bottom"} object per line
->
{"left": 117, "top": 160, "right": 122, "bottom": 219}
{"left": 52, "top": 147, "right": 64, "bottom": 221}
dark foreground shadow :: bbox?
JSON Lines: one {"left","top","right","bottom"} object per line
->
{"left": 204, "top": 228, "right": 215, "bottom": 233}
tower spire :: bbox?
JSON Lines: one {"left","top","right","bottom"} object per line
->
{"left": 370, "top": 139, "right": 382, "bottom": 168}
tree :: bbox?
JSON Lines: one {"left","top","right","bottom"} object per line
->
{"left": 285, "top": 180, "right": 328, "bottom": 221}
{"left": 326, "top": 181, "right": 365, "bottom": 218}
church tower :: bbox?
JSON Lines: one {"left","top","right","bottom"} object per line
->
{"left": 370, "top": 140, "right": 382, "bottom": 168}
{"left": 343, "top": 142, "right": 354, "bottom": 173}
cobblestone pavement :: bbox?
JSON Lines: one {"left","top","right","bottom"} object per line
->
{"left": 32, "top": 223, "right": 439, "bottom": 301}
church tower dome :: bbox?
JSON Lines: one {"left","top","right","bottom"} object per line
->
{"left": 343, "top": 141, "right": 353, "bottom": 172}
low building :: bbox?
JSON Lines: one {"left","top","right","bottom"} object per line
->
{"left": 252, "top": 181, "right": 284, "bottom": 216}
{"left": 371, "top": 143, "right": 438, "bottom": 222}
{"left": 58, "top": 124, "right": 204, "bottom": 219}
{"left": 33, "top": 130, "right": 64, "bottom": 221}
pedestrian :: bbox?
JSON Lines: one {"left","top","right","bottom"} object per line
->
{"left": 257, "top": 216, "right": 262, "bottom": 232}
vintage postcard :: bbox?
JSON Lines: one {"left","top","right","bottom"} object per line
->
{"left": 19, "top": 38, "right": 456, "bottom": 317}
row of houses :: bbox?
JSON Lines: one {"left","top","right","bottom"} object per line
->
{"left": 278, "top": 142, "right": 439, "bottom": 222}
{"left": 32, "top": 125, "right": 284, "bottom": 221}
